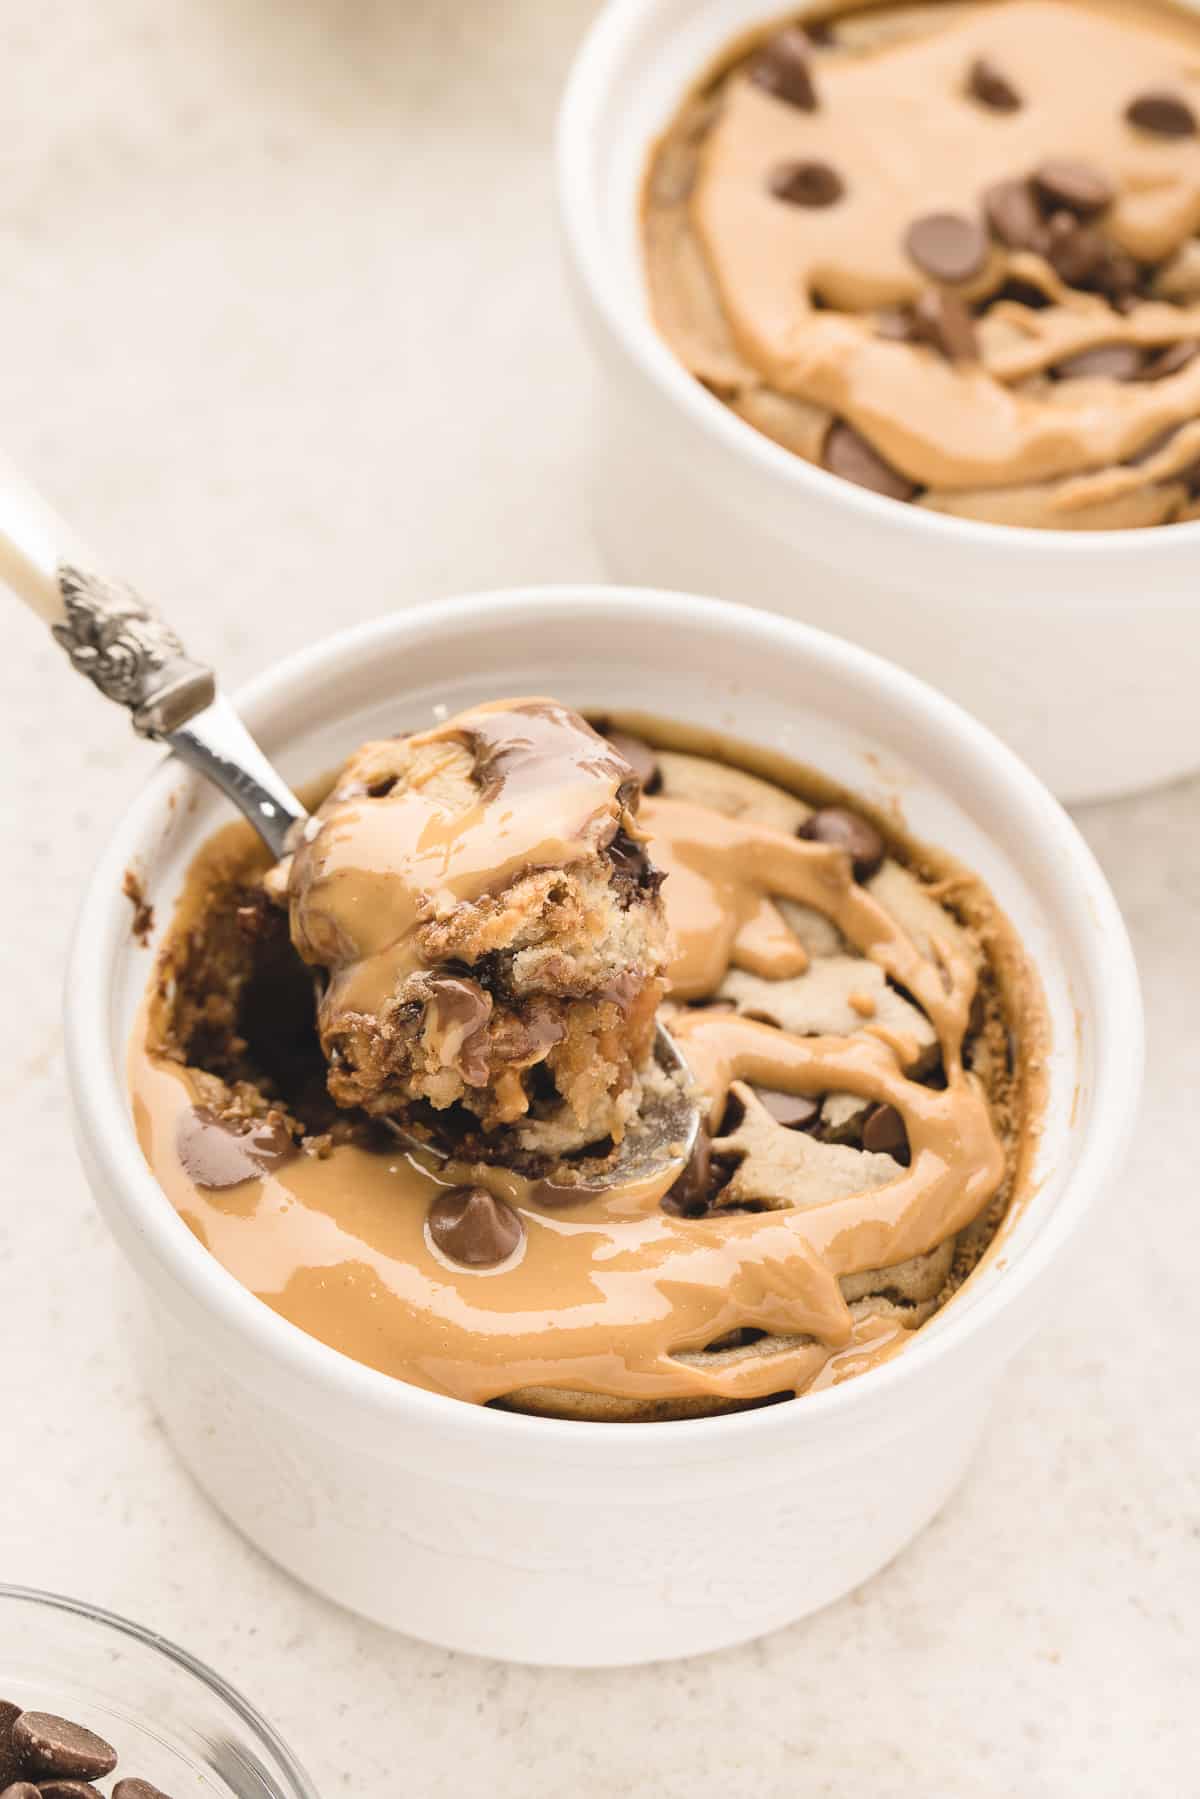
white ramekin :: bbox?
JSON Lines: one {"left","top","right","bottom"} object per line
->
{"left": 67, "top": 587, "right": 1141, "bottom": 1667}
{"left": 557, "top": 0, "right": 1200, "bottom": 804}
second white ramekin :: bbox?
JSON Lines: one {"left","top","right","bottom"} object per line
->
{"left": 66, "top": 587, "right": 1141, "bottom": 1666}
{"left": 557, "top": 0, "right": 1200, "bottom": 803}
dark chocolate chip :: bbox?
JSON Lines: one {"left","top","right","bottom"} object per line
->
{"left": 913, "top": 288, "right": 979, "bottom": 362}
{"left": 798, "top": 806, "right": 886, "bottom": 881}
{"left": 662, "top": 1125, "right": 712, "bottom": 1216}
{"left": 113, "top": 1782, "right": 177, "bottom": 1799}
{"left": 1046, "top": 214, "right": 1109, "bottom": 287}
{"left": 752, "top": 1087, "right": 819, "bottom": 1130}
{"left": 968, "top": 56, "right": 1020, "bottom": 112}
{"left": 861, "top": 1102, "right": 910, "bottom": 1163}
{"left": 602, "top": 728, "right": 661, "bottom": 794}
{"left": 823, "top": 422, "right": 918, "bottom": 502}
{"left": 1033, "top": 158, "right": 1114, "bottom": 219}
{"left": 427, "top": 1186, "right": 523, "bottom": 1268}
{"left": 982, "top": 177, "right": 1047, "bottom": 252}
{"left": 0, "top": 1704, "right": 23, "bottom": 1791}
{"left": 749, "top": 27, "right": 817, "bottom": 111}
{"left": 904, "top": 210, "right": 988, "bottom": 284}
{"left": 175, "top": 1107, "right": 295, "bottom": 1190}
{"left": 1126, "top": 90, "right": 1196, "bottom": 138}
{"left": 767, "top": 158, "right": 844, "bottom": 207}
{"left": 11, "top": 1717, "right": 117, "bottom": 1783}
{"left": 875, "top": 307, "right": 917, "bottom": 341}
{"left": 38, "top": 1785, "right": 105, "bottom": 1798}
{"left": 1136, "top": 339, "right": 1199, "bottom": 381}
{"left": 1053, "top": 342, "right": 1144, "bottom": 381}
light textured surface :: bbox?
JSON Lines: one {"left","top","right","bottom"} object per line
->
{"left": 0, "top": 3, "right": 1196, "bottom": 1795}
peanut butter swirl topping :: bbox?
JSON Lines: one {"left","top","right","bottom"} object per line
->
{"left": 131, "top": 723, "right": 1037, "bottom": 1415}
{"left": 645, "top": 0, "right": 1200, "bottom": 528}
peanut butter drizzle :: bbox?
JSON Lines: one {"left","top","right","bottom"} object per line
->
{"left": 287, "top": 698, "right": 637, "bottom": 1023}
{"left": 131, "top": 765, "right": 1018, "bottom": 1409}
{"left": 647, "top": 0, "right": 1200, "bottom": 524}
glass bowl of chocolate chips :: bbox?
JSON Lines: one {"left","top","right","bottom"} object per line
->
{"left": 0, "top": 1588, "right": 315, "bottom": 1799}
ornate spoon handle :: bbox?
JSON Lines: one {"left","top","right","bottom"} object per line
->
{"left": 6, "top": 457, "right": 306, "bottom": 860}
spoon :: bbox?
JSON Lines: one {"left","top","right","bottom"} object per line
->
{"left": 8, "top": 462, "right": 699, "bottom": 1194}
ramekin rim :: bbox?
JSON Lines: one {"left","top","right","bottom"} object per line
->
{"left": 555, "top": 0, "right": 1200, "bottom": 567}
{"left": 65, "top": 584, "right": 1144, "bottom": 1456}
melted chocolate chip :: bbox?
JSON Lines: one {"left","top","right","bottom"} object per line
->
{"left": 904, "top": 211, "right": 988, "bottom": 284}
{"left": 768, "top": 159, "right": 844, "bottom": 207}
{"left": 913, "top": 288, "right": 979, "bottom": 362}
{"left": 602, "top": 727, "right": 661, "bottom": 794}
{"left": 1053, "top": 343, "right": 1145, "bottom": 382}
{"left": 175, "top": 1108, "right": 295, "bottom": 1190}
{"left": 425, "top": 975, "right": 492, "bottom": 1087}
{"left": 427, "top": 1186, "right": 523, "bottom": 1268}
{"left": 1126, "top": 90, "right": 1197, "bottom": 138}
{"left": 605, "top": 828, "right": 664, "bottom": 895}
{"left": 752, "top": 1087, "right": 819, "bottom": 1130}
{"left": 1033, "top": 158, "right": 1114, "bottom": 219}
{"left": 749, "top": 27, "right": 817, "bottom": 111}
{"left": 823, "top": 422, "right": 919, "bottom": 502}
{"left": 798, "top": 807, "right": 885, "bottom": 881}
{"left": 982, "top": 177, "right": 1047, "bottom": 252}
{"left": 11, "top": 1716, "right": 117, "bottom": 1783}
{"left": 861, "top": 1103, "right": 910, "bottom": 1163}
{"left": 662, "top": 1125, "right": 712, "bottom": 1216}
{"left": 968, "top": 56, "right": 1021, "bottom": 112}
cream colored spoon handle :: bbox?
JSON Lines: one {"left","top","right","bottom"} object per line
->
{"left": 4, "top": 453, "right": 305, "bottom": 859}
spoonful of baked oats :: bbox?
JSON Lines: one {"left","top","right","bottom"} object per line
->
{"left": 8, "top": 474, "right": 698, "bottom": 1191}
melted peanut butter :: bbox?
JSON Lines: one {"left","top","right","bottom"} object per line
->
{"left": 130, "top": 724, "right": 1040, "bottom": 1411}
{"left": 645, "top": 0, "right": 1200, "bottom": 528}
{"left": 287, "top": 698, "right": 638, "bottom": 1023}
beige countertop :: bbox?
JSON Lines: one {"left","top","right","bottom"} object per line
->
{"left": 1, "top": 2, "right": 1195, "bottom": 1794}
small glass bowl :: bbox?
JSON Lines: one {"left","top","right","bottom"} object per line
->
{"left": 0, "top": 1586, "right": 317, "bottom": 1798}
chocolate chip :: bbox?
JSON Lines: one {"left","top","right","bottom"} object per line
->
{"left": 749, "top": 27, "right": 816, "bottom": 111}
{"left": 968, "top": 56, "right": 1020, "bottom": 112}
{"left": 662, "top": 1125, "right": 712, "bottom": 1216}
{"left": 11, "top": 1716, "right": 117, "bottom": 1783}
{"left": 767, "top": 159, "right": 844, "bottom": 207}
{"left": 1053, "top": 342, "right": 1145, "bottom": 381}
{"left": 1046, "top": 214, "right": 1109, "bottom": 287}
{"left": 175, "top": 1107, "right": 295, "bottom": 1190}
{"left": 1033, "top": 158, "right": 1113, "bottom": 218}
{"left": 427, "top": 1185, "right": 523, "bottom": 1268}
{"left": 913, "top": 288, "right": 979, "bottom": 362}
{"left": 875, "top": 307, "right": 917, "bottom": 341}
{"left": 823, "top": 422, "right": 918, "bottom": 503}
{"left": 904, "top": 211, "right": 988, "bottom": 284}
{"left": 602, "top": 728, "right": 661, "bottom": 794}
{"left": 0, "top": 1704, "right": 23, "bottom": 1791}
{"left": 982, "top": 177, "right": 1046, "bottom": 252}
{"left": 1126, "top": 90, "right": 1196, "bottom": 138}
{"left": 1136, "top": 339, "right": 1199, "bottom": 381}
{"left": 798, "top": 806, "right": 886, "bottom": 880}
{"left": 861, "top": 1102, "right": 910, "bottom": 1163}
{"left": 38, "top": 1784, "right": 105, "bottom": 1798}
{"left": 114, "top": 1782, "right": 176, "bottom": 1799}
{"left": 752, "top": 1087, "right": 819, "bottom": 1129}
